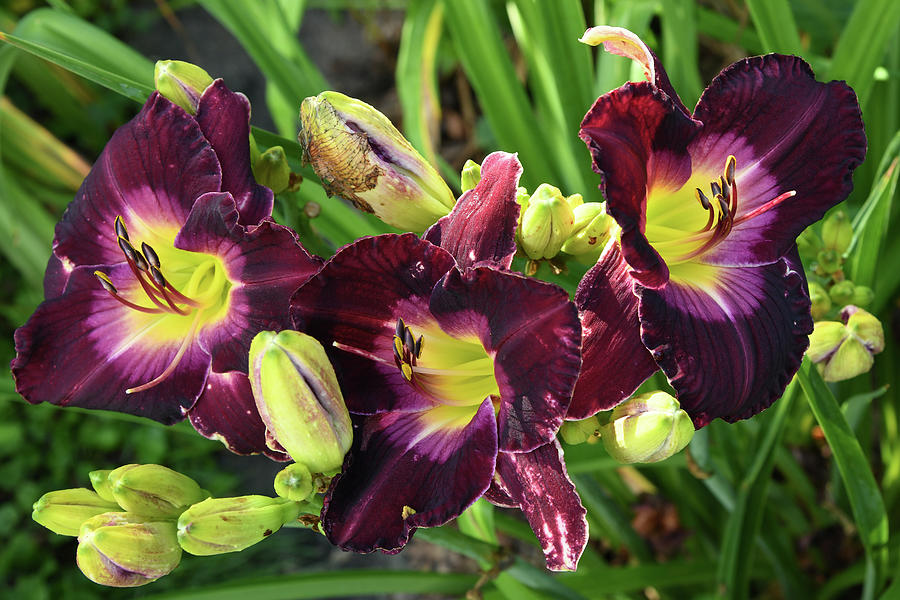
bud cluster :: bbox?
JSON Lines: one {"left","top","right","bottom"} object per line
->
{"left": 799, "top": 212, "right": 884, "bottom": 381}
{"left": 32, "top": 464, "right": 310, "bottom": 588}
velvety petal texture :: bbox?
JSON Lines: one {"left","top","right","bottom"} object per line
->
{"left": 196, "top": 81, "right": 275, "bottom": 226}
{"left": 423, "top": 151, "right": 523, "bottom": 270}
{"left": 323, "top": 400, "right": 498, "bottom": 552}
{"left": 492, "top": 441, "right": 588, "bottom": 571}
{"left": 570, "top": 242, "right": 657, "bottom": 419}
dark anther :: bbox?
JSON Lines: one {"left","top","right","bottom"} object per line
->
{"left": 724, "top": 155, "right": 736, "bottom": 186}
{"left": 149, "top": 265, "right": 167, "bottom": 288}
{"left": 94, "top": 271, "right": 117, "bottom": 294}
{"left": 392, "top": 341, "right": 403, "bottom": 364}
{"left": 395, "top": 318, "right": 405, "bottom": 339}
{"left": 114, "top": 216, "right": 129, "bottom": 241}
{"left": 118, "top": 237, "right": 137, "bottom": 263}
{"left": 403, "top": 328, "right": 416, "bottom": 354}
{"left": 717, "top": 196, "right": 730, "bottom": 219}
{"left": 695, "top": 188, "right": 711, "bottom": 210}
{"left": 710, "top": 181, "right": 722, "bottom": 198}
{"left": 141, "top": 242, "right": 161, "bottom": 269}
{"left": 133, "top": 250, "right": 149, "bottom": 272}
{"left": 720, "top": 177, "right": 730, "bottom": 203}
{"left": 415, "top": 335, "right": 424, "bottom": 358}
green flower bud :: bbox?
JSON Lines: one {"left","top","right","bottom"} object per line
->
{"left": 108, "top": 464, "right": 208, "bottom": 519}
{"left": 808, "top": 282, "right": 832, "bottom": 320}
{"left": 77, "top": 512, "right": 181, "bottom": 587}
{"left": 807, "top": 306, "right": 885, "bottom": 382}
{"left": 560, "top": 202, "right": 611, "bottom": 260}
{"left": 852, "top": 285, "right": 874, "bottom": 307}
{"left": 821, "top": 210, "right": 853, "bottom": 255}
{"left": 274, "top": 463, "right": 313, "bottom": 502}
{"left": 253, "top": 146, "right": 292, "bottom": 194}
{"left": 797, "top": 227, "right": 823, "bottom": 258}
{"left": 829, "top": 280, "right": 855, "bottom": 306}
{"left": 299, "top": 91, "right": 455, "bottom": 232}
{"left": 565, "top": 193, "right": 584, "bottom": 211}
{"left": 517, "top": 184, "right": 577, "bottom": 260}
{"left": 559, "top": 416, "right": 600, "bottom": 445}
{"left": 89, "top": 470, "right": 116, "bottom": 503}
{"left": 32, "top": 488, "right": 120, "bottom": 536}
{"left": 599, "top": 391, "right": 694, "bottom": 464}
{"left": 817, "top": 249, "right": 842, "bottom": 274}
{"left": 177, "top": 496, "right": 301, "bottom": 556}
{"left": 460, "top": 159, "right": 481, "bottom": 193}
{"left": 153, "top": 60, "right": 214, "bottom": 114}
{"left": 249, "top": 330, "right": 352, "bottom": 475}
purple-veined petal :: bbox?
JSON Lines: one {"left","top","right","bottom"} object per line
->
{"left": 423, "top": 152, "right": 522, "bottom": 270}
{"left": 188, "top": 370, "right": 289, "bottom": 460}
{"left": 579, "top": 25, "right": 688, "bottom": 116}
{"left": 570, "top": 242, "right": 658, "bottom": 419}
{"left": 429, "top": 267, "right": 581, "bottom": 453}
{"left": 292, "top": 234, "right": 455, "bottom": 414}
{"left": 637, "top": 251, "right": 812, "bottom": 427}
{"left": 322, "top": 399, "right": 498, "bottom": 553}
{"left": 43, "top": 254, "right": 69, "bottom": 300}
{"left": 196, "top": 80, "right": 274, "bottom": 226}
{"left": 689, "top": 55, "right": 866, "bottom": 267}
{"left": 492, "top": 441, "right": 588, "bottom": 571}
{"left": 579, "top": 83, "right": 700, "bottom": 288}
{"left": 174, "top": 192, "right": 321, "bottom": 373}
{"left": 12, "top": 264, "right": 211, "bottom": 424}
{"left": 53, "top": 93, "right": 221, "bottom": 269}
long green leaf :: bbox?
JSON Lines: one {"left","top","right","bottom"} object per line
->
{"left": 744, "top": 0, "right": 803, "bottom": 54}
{"left": 659, "top": 0, "right": 703, "bottom": 108}
{"left": 797, "top": 358, "right": 889, "bottom": 598}
{"left": 716, "top": 380, "right": 798, "bottom": 600}
{"left": 828, "top": 0, "right": 900, "bottom": 108}
{"left": 145, "top": 570, "right": 477, "bottom": 600}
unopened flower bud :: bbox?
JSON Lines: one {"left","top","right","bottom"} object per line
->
{"left": 599, "top": 391, "right": 694, "bottom": 464}
{"left": 274, "top": 463, "right": 313, "bottom": 502}
{"left": 807, "top": 306, "right": 884, "bottom": 382}
{"left": 829, "top": 280, "right": 855, "bottom": 306}
{"left": 177, "top": 496, "right": 301, "bottom": 556}
{"left": 32, "top": 488, "right": 120, "bottom": 536}
{"left": 89, "top": 470, "right": 116, "bottom": 503}
{"left": 153, "top": 60, "right": 214, "bottom": 114}
{"left": 822, "top": 210, "right": 853, "bottom": 255}
{"left": 808, "top": 282, "right": 832, "bottom": 320}
{"left": 797, "top": 227, "right": 823, "bottom": 258}
{"left": 460, "top": 159, "right": 481, "bottom": 192}
{"left": 299, "top": 91, "right": 455, "bottom": 232}
{"left": 817, "top": 249, "right": 842, "bottom": 274}
{"left": 249, "top": 330, "right": 352, "bottom": 475}
{"left": 565, "top": 193, "right": 584, "bottom": 210}
{"left": 253, "top": 146, "right": 292, "bottom": 194}
{"left": 852, "top": 285, "right": 874, "bottom": 307}
{"left": 77, "top": 512, "right": 181, "bottom": 587}
{"left": 108, "top": 464, "right": 208, "bottom": 519}
{"left": 559, "top": 416, "right": 600, "bottom": 445}
{"left": 517, "top": 184, "right": 577, "bottom": 260}
{"left": 560, "top": 202, "right": 611, "bottom": 260}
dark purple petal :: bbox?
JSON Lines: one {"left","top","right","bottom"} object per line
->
{"left": 196, "top": 80, "right": 274, "bottom": 226}
{"left": 175, "top": 192, "right": 321, "bottom": 373}
{"left": 570, "top": 242, "right": 658, "bottom": 419}
{"left": 423, "top": 152, "right": 522, "bottom": 270}
{"left": 43, "top": 253, "right": 69, "bottom": 299}
{"left": 292, "top": 234, "right": 455, "bottom": 414}
{"left": 12, "top": 265, "right": 210, "bottom": 424}
{"left": 322, "top": 399, "right": 498, "bottom": 553}
{"left": 429, "top": 267, "right": 581, "bottom": 453}
{"left": 637, "top": 254, "right": 812, "bottom": 427}
{"left": 492, "top": 441, "right": 588, "bottom": 571}
{"left": 579, "top": 83, "right": 700, "bottom": 288}
{"left": 53, "top": 93, "right": 221, "bottom": 269}
{"left": 188, "top": 370, "right": 289, "bottom": 460}
{"left": 689, "top": 55, "right": 866, "bottom": 266}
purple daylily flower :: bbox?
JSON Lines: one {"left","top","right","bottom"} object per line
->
{"left": 291, "top": 152, "right": 588, "bottom": 571}
{"left": 569, "top": 27, "right": 865, "bottom": 426}
{"left": 12, "top": 82, "right": 321, "bottom": 457}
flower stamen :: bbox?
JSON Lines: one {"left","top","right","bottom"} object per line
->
{"left": 125, "top": 310, "right": 204, "bottom": 394}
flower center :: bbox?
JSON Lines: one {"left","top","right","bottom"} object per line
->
{"left": 94, "top": 216, "right": 232, "bottom": 394}
{"left": 644, "top": 155, "right": 796, "bottom": 268}
{"left": 392, "top": 318, "right": 500, "bottom": 408}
